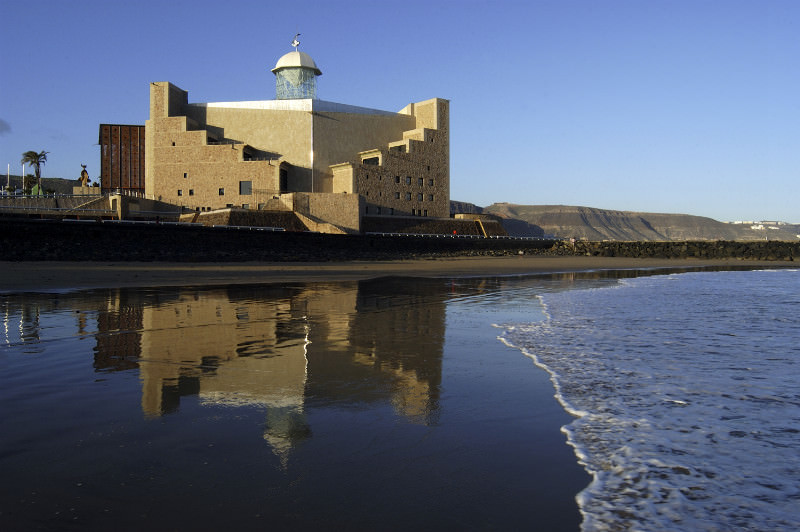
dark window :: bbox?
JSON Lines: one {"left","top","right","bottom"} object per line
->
{"left": 226, "top": 203, "right": 233, "bottom": 208}
{"left": 239, "top": 181, "right": 252, "bottom": 195}
{"left": 183, "top": 172, "right": 187, "bottom": 178}
{"left": 389, "top": 208, "right": 394, "bottom": 215}
{"left": 418, "top": 178, "right": 424, "bottom": 186}
{"left": 405, "top": 192, "right": 411, "bottom": 200}
{"left": 395, "top": 176, "right": 400, "bottom": 183}
{"left": 405, "top": 176, "right": 411, "bottom": 185}
{"left": 177, "top": 190, "right": 183, "bottom": 196}
{"left": 219, "top": 188, "right": 225, "bottom": 195}
{"left": 242, "top": 203, "right": 249, "bottom": 209}
{"left": 279, "top": 168, "right": 288, "bottom": 192}
{"left": 428, "top": 178, "right": 434, "bottom": 186}
{"left": 189, "top": 189, "right": 194, "bottom": 196}
{"left": 417, "top": 193, "right": 423, "bottom": 201}
{"left": 395, "top": 192, "right": 400, "bottom": 199}
{"left": 424, "top": 209, "right": 428, "bottom": 216}
{"left": 376, "top": 207, "right": 381, "bottom": 214}
{"left": 363, "top": 157, "right": 379, "bottom": 166}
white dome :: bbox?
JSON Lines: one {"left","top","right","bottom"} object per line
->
{"left": 271, "top": 51, "right": 322, "bottom": 75}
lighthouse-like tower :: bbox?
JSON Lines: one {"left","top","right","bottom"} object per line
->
{"left": 271, "top": 35, "right": 322, "bottom": 100}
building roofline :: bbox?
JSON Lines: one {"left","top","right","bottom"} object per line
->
{"left": 188, "top": 99, "right": 423, "bottom": 117}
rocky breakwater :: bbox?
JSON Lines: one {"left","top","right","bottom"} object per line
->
{"left": 550, "top": 240, "right": 798, "bottom": 261}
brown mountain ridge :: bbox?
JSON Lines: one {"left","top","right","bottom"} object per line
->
{"left": 454, "top": 202, "right": 799, "bottom": 242}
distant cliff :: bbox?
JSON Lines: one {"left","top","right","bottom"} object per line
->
{"left": 477, "top": 203, "right": 800, "bottom": 242}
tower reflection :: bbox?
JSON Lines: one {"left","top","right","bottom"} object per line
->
{"left": 84, "top": 280, "right": 447, "bottom": 464}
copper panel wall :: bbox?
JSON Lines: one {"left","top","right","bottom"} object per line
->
{"left": 99, "top": 124, "right": 145, "bottom": 193}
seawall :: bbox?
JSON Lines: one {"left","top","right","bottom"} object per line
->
{"left": 1, "top": 219, "right": 796, "bottom": 262}
{"left": 0, "top": 219, "right": 553, "bottom": 262}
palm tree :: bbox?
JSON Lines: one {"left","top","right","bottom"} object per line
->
{"left": 21, "top": 150, "right": 48, "bottom": 195}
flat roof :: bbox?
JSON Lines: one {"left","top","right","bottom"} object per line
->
{"left": 190, "top": 99, "right": 402, "bottom": 117}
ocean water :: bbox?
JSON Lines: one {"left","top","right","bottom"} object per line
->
{"left": 500, "top": 268, "right": 800, "bottom": 531}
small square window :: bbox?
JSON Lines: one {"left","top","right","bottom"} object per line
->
{"left": 428, "top": 194, "right": 434, "bottom": 201}
{"left": 183, "top": 172, "right": 187, "bottom": 178}
{"left": 395, "top": 176, "right": 400, "bottom": 183}
{"left": 242, "top": 204, "right": 249, "bottom": 209}
{"left": 405, "top": 176, "right": 411, "bottom": 185}
{"left": 239, "top": 181, "right": 252, "bottom": 195}
{"left": 417, "top": 193, "right": 423, "bottom": 201}
{"left": 405, "top": 192, "right": 411, "bottom": 200}
{"left": 219, "top": 188, "right": 225, "bottom": 196}
{"left": 189, "top": 189, "right": 194, "bottom": 196}
{"left": 177, "top": 190, "right": 183, "bottom": 196}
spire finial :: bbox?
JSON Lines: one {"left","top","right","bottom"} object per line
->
{"left": 291, "top": 33, "right": 300, "bottom": 51}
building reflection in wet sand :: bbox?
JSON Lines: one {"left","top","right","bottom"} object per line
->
{"left": 0, "top": 271, "right": 644, "bottom": 530}
{"left": 4, "top": 280, "right": 446, "bottom": 466}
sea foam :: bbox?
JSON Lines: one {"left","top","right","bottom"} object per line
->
{"left": 500, "top": 269, "right": 800, "bottom": 531}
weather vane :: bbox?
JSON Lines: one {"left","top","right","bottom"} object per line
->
{"left": 292, "top": 33, "right": 300, "bottom": 51}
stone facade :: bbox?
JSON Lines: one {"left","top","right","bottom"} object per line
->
{"left": 144, "top": 81, "right": 449, "bottom": 233}
{"left": 332, "top": 99, "right": 450, "bottom": 219}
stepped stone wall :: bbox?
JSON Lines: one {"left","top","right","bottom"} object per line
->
{"left": 361, "top": 216, "right": 506, "bottom": 236}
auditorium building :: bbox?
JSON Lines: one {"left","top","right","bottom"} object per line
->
{"left": 127, "top": 43, "right": 450, "bottom": 233}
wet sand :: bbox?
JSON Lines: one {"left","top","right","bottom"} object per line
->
{"left": 0, "top": 257, "right": 784, "bottom": 530}
{"left": 0, "top": 256, "right": 779, "bottom": 292}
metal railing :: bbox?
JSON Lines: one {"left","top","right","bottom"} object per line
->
{"left": 364, "top": 232, "right": 551, "bottom": 240}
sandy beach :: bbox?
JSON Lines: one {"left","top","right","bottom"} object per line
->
{"left": 0, "top": 256, "right": 780, "bottom": 292}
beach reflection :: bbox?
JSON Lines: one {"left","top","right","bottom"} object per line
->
{"left": 2, "top": 280, "right": 446, "bottom": 465}
{"left": 5, "top": 269, "right": 711, "bottom": 531}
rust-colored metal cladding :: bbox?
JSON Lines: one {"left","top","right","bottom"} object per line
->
{"left": 99, "top": 124, "right": 145, "bottom": 194}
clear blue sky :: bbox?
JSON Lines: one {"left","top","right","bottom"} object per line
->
{"left": 1, "top": 0, "right": 797, "bottom": 222}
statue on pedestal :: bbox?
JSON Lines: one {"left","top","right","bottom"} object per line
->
{"left": 79, "top": 164, "right": 89, "bottom": 187}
